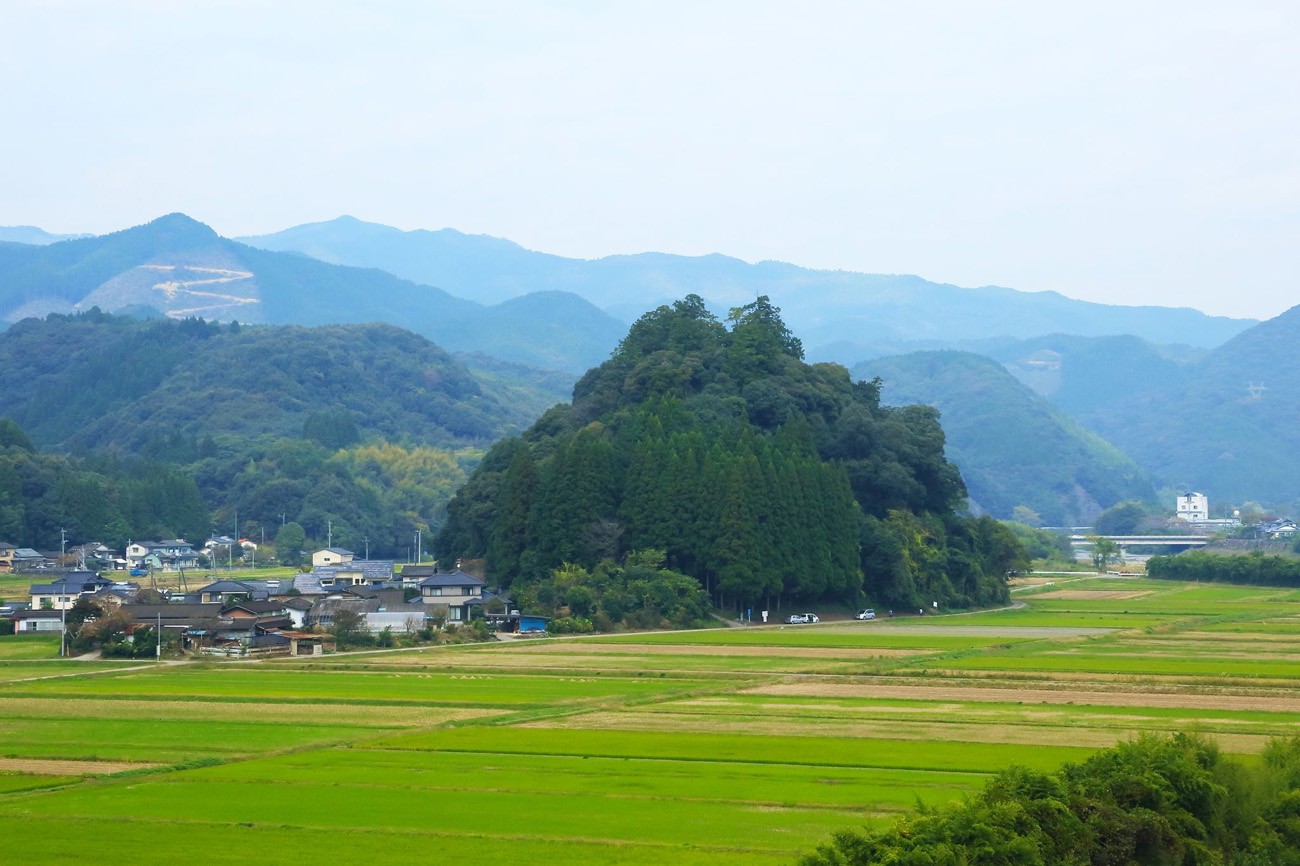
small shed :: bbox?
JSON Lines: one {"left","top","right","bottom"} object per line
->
{"left": 519, "top": 615, "right": 549, "bottom": 634}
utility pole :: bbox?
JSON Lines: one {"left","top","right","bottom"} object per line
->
{"left": 363, "top": 537, "right": 369, "bottom": 560}
{"left": 60, "top": 527, "right": 67, "bottom": 566}
{"left": 156, "top": 610, "right": 161, "bottom": 661}
{"left": 327, "top": 520, "right": 333, "bottom": 549}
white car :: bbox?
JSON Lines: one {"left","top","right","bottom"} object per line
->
{"left": 855, "top": 608, "right": 876, "bottom": 620}
{"left": 784, "top": 613, "right": 820, "bottom": 624}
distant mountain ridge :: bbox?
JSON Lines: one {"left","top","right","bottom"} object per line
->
{"left": 0, "top": 225, "right": 91, "bottom": 245}
{"left": 0, "top": 214, "right": 626, "bottom": 373}
{"left": 240, "top": 216, "right": 1254, "bottom": 352}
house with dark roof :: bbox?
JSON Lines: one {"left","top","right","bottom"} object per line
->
{"left": 197, "top": 579, "right": 269, "bottom": 605}
{"left": 29, "top": 572, "right": 120, "bottom": 610}
{"left": 10, "top": 608, "right": 66, "bottom": 633}
{"left": 12, "top": 548, "right": 51, "bottom": 571}
{"left": 418, "top": 570, "right": 486, "bottom": 624}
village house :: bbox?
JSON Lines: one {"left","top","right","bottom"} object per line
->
{"left": 29, "top": 572, "right": 123, "bottom": 610}
{"left": 418, "top": 569, "right": 486, "bottom": 624}
{"left": 10, "top": 608, "right": 66, "bottom": 633}
{"left": 312, "top": 547, "right": 355, "bottom": 568}
{"left": 126, "top": 539, "right": 199, "bottom": 571}
{"left": 11, "top": 548, "right": 51, "bottom": 571}
{"left": 0, "top": 541, "right": 16, "bottom": 573}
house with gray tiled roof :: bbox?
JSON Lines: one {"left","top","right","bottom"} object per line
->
{"left": 418, "top": 569, "right": 485, "bottom": 624}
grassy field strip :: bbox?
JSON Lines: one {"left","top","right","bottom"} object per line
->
{"left": 177, "top": 747, "right": 983, "bottom": 809}
{"left": 0, "top": 717, "right": 404, "bottom": 763}
{"left": 365, "top": 726, "right": 1094, "bottom": 773}
{"left": 0, "top": 778, "right": 876, "bottom": 855}
{"left": 0, "top": 636, "right": 70, "bottom": 660}
{"left": 3, "top": 667, "right": 721, "bottom": 705}
{"left": 0, "top": 771, "right": 81, "bottom": 793}
{"left": 0, "top": 661, "right": 148, "bottom": 682}
{"left": 0, "top": 696, "right": 501, "bottom": 727}
{"left": 0, "top": 815, "right": 812, "bottom": 865}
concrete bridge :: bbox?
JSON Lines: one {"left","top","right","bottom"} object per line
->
{"left": 1069, "top": 535, "right": 1208, "bottom": 549}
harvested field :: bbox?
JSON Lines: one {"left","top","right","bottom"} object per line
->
{"left": 745, "top": 682, "right": 1300, "bottom": 713}
{"left": 496, "top": 642, "right": 923, "bottom": 658}
{"left": 1034, "top": 590, "right": 1152, "bottom": 600}
{"left": 525, "top": 709, "right": 1276, "bottom": 751}
{"left": 0, "top": 758, "right": 158, "bottom": 775}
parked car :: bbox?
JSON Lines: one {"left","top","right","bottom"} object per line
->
{"left": 855, "top": 608, "right": 876, "bottom": 620}
{"left": 784, "top": 613, "right": 806, "bottom": 624}
{"left": 803, "top": 613, "right": 820, "bottom": 623}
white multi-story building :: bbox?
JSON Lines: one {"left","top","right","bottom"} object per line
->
{"left": 1175, "top": 492, "right": 1209, "bottom": 522}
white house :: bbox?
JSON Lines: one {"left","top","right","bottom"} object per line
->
{"left": 1175, "top": 492, "right": 1209, "bottom": 523}
{"left": 312, "top": 547, "right": 355, "bottom": 568}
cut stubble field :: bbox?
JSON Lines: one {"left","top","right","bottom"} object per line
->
{"left": 0, "top": 576, "right": 1297, "bottom": 864}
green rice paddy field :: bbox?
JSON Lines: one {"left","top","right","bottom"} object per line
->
{"left": 1, "top": 575, "right": 1298, "bottom": 863}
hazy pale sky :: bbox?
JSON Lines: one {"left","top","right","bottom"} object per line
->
{"left": 3, "top": 1, "right": 1297, "bottom": 318}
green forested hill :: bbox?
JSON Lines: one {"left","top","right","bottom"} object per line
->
{"left": 0, "top": 311, "right": 563, "bottom": 454}
{"left": 0, "top": 312, "right": 571, "bottom": 556}
{"left": 437, "top": 296, "right": 1024, "bottom": 611}
{"left": 855, "top": 352, "right": 1155, "bottom": 525}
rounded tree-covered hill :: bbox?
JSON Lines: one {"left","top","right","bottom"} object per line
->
{"left": 437, "top": 296, "right": 1025, "bottom": 610}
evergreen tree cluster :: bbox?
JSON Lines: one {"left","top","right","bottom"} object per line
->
{"left": 438, "top": 296, "right": 1024, "bottom": 610}
{"left": 804, "top": 732, "right": 1300, "bottom": 866}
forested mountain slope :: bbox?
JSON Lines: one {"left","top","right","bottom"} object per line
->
{"left": 437, "top": 296, "right": 1025, "bottom": 611}
{"left": 0, "top": 311, "right": 565, "bottom": 455}
{"left": 856, "top": 351, "right": 1155, "bottom": 525}
{"left": 0, "top": 312, "right": 572, "bottom": 555}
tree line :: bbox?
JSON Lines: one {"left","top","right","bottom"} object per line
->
{"left": 1148, "top": 551, "right": 1300, "bottom": 587}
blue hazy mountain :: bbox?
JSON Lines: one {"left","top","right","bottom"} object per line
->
{"left": 0, "top": 214, "right": 626, "bottom": 373}
{"left": 1080, "top": 304, "right": 1300, "bottom": 507}
{"left": 240, "top": 216, "right": 1254, "bottom": 352}
{"left": 0, "top": 225, "right": 92, "bottom": 245}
